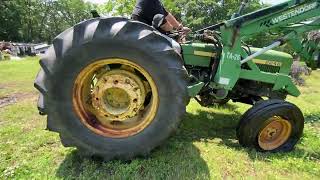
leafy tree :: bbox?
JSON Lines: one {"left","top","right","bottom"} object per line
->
{"left": 98, "top": 0, "right": 270, "bottom": 47}
{"left": 98, "top": 0, "right": 263, "bottom": 28}
{"left": 0, "top": 0, "right": 294, "bottom": 49}
{"left": 0, "top": 0, "right": 94, "bottom": 43}
{"left": 98, "top": 0, "right": 134, "bottom": 17}
{"left": 0, "top": 0, "right": 24, "bottom": 42}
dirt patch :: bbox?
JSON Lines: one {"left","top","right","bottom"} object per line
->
{"left": 0, "top": 83, "right": 17, "bottom": 90}
{"left": 0, "top": 97, "right": 17, "bottom": 108}
{"left": 0, "top": 92, "right": 37, "bottom": 108}
{"left": 0, "top": 85, "right": 6, "bottom": 90}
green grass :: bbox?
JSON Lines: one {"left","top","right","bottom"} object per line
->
{"left": 0, "top": 57, "right": 319, "bottom": 179}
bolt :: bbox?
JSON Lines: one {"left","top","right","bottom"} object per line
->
{"left": 114, "top": 80, "right": 119, "bottom": 85}
{"left": 125, "top": 79, "right": 130, "bottom": 84}
{"left": 267, "top": 128, "right": 277, "bottom": 138}
{"left": 269, "top": 131, "right": 276, "bottom": 137}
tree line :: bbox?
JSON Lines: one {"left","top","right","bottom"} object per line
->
{"left": 99, "top": 0, "right": 272, "bottom": 47}
{"left": 0, "top": 0, "right": 94, "bottom": 43}
{"left": 1, "top": 0, "right": 270, "bottom": 45}
{"left": 99, "top": 0, "right": 265, "bottom": 30}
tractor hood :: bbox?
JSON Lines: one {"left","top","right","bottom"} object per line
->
{"left": 249, "top": 47, "right": 293, "bottom": 75}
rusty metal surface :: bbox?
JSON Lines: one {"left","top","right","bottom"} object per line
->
{"left": 72, "top": 58, "right": 159, "bottom": 138}
{"left": 258, "top": 116, "right": 292, "bottom": 151}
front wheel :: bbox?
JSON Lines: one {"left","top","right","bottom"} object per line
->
{"left": 236, "top": 100, "right": 304, "bottom": 152}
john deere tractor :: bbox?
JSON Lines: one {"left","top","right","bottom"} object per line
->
{"left": 35, "top": 0, "right": 320, "bottom": 160}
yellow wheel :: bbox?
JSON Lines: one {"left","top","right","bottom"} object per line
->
{"left": 73, "top": 59, "right": 159, "bottom": 138}
{"left": 258, "top": 116, "right": 292, "bottom": 151}
{"left": 237, "top": 100, "right": 304, "bottom": 152}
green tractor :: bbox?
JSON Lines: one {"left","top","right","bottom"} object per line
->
{"left": 35, "top": 0, "right": 320, "bottom": 160}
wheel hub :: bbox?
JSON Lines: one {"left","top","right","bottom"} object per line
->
{"left": 258, "top": 116, "right": 292, "bottom": 151}
{"left": 92, "top": 70, "right": 146, "bottom": 122}
{"left": 266, "top": 128, "right": 278, "bottom": 139}
{"left": 73, "top": 58, "right": 159, "bottom": 138}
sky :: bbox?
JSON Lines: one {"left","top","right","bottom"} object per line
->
{"left": 85, "top": 0, "right": 107, "bottom": 4}
{"left": 85, "top": 0, "right": 289, "bottom": 5}
{"left": 261, "top": 0, "right": 288, "bottom": 5}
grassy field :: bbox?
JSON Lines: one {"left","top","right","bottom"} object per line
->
{"left": 0, "top": 57, "right": 319, "bottom": 179}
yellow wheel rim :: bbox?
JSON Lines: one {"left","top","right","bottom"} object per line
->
{"left": 73, "top": 58, "right": 159, "bottom": 138}
{"left": 258, "top": 116, "right": 292, "bottom": 151}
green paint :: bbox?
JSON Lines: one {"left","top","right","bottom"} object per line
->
{"left": 187, "top": 82, "right": 205, "bottom": 97}
{"left": 182, "top": 43, "right": 218, "bottom": 67}
{"left": 182, "top": 0, "right": 319, "bottom": 98}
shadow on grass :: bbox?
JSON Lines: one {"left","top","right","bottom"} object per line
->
{"left": 177, "top": 104, "right": 242, "bottom": 149}
{"left": 55, "top": 104, "right": 241, "bottom": 179}
{"left": 305, "top": 113, "right": 320, "bottom": 124}
{"left": 55, "top": 103, "right": 320, "bottom": 178}
{"left": 56, "top": 143, "right": 210, "bottom": 179}
{"left": 180, "top": 104, "right": 320, "bottom": 162}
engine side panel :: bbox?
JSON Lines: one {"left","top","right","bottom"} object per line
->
{"left": 182, "top": 43, "right": 294, "bottom": 75}
{"left": 183, "top": 42, "right": 299, "bottom": 98}
{"left": 249, "top": 47, "right": 293, "bottom": 75}
{"left": 181, "top": 43, "right": 218, "bottom": 67}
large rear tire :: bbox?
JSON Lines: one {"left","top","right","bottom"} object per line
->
{"left": 34, "top": 17, "right": 188, "bottom": 160}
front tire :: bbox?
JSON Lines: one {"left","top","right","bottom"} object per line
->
{"left": 34, "top": 17, "right": 188, "bottom": 160}
{"left": 236, "top": 100, "right": 304, "bottom": 152}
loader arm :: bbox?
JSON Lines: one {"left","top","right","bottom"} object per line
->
{"left": 213, "top": 0, "right": 320, "bottom": 92}
{"left": 285, "top": 19, "right": 320, "bottom": 69}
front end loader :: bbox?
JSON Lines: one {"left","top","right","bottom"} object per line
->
{"left": 35, "top": 0, "right": 320, "bottom": 160}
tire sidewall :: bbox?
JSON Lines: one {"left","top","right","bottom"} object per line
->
{"left": 240, "top": 103, "right": 304, "bottom": 152}
{"left": 47, "top": 37, "right": 187, "bottom": 155}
